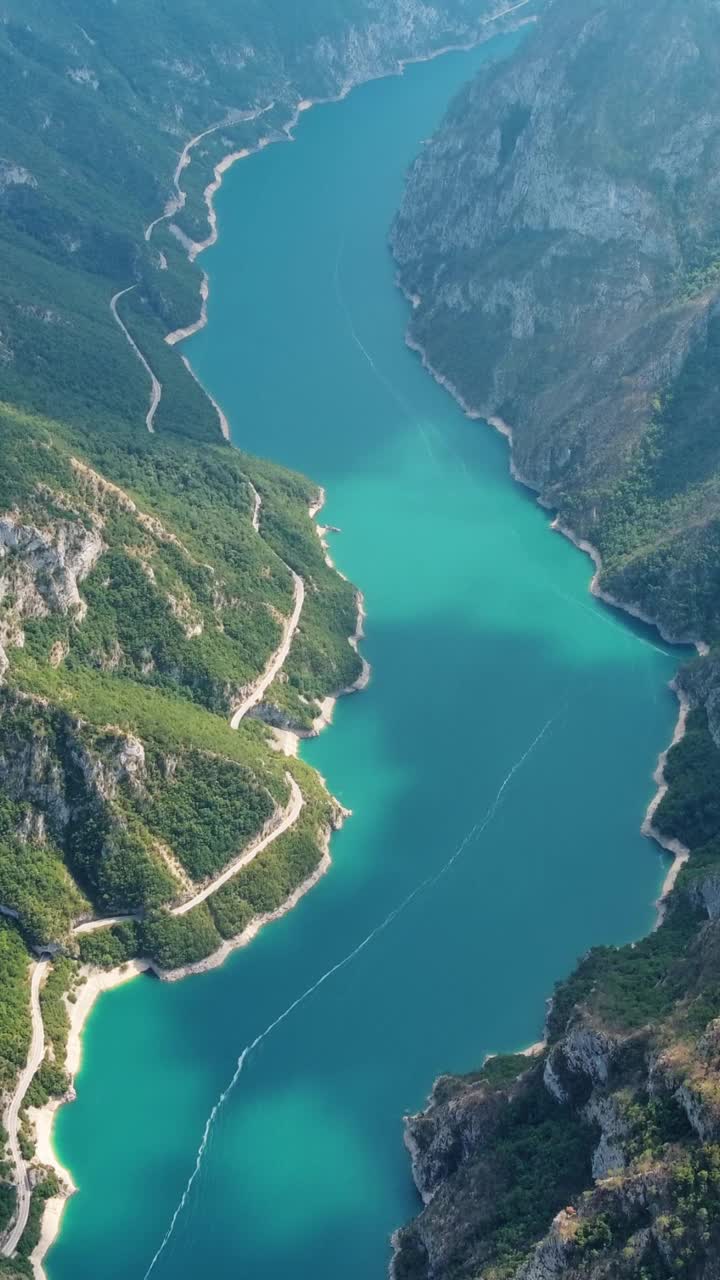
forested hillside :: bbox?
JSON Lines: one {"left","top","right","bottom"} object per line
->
{"left": 0, "top": 0, "right": 520, "bottom": 1268}
{"left": 0, "top": 0, "right": 511, "bottom": 445}
{"left": 393, "top": 0, "right": 720, "bottom": 645}
{"left": 391, "top": 1, "right": 720, "bottom": 1276}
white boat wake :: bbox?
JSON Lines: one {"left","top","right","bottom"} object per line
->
{"left": 553, "top": 584, "right": 673, "bottom": 659}
{"left": 333, "top": 237, "right": 437, "bottom": 459}
{"left": 141, "top": 713, "right": 556, "bottom": 1278}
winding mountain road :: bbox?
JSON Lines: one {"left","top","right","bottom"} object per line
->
{"left": 109, "top": 287, "right": 161, "bottom": 433}
{"left": 72, "top": 775, "right": 303, "bottom": 933}
{"left": 173, "top": 775, "right": 304, "bottom": 916}
{"left": 1, "top": 960, "right": 48, "bottom": 1258}
{"left": 143, "top": 105, "right": 273, "bottom": 246}
{"left": 230, "top": 571, "right": 305, "bottom": 728}
{"left": 73, "top": 913, "right": 141, "bottom": 936}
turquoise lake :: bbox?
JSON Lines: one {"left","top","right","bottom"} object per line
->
{"left": 50, "top": 34, "right": 680, "bottom": 1280}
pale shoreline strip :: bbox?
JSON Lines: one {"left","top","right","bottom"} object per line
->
{"left": 31, "top": 9, "right": 532, "bottom": 1271}
{"left": 179, "top": 351, "right": 231, "bottom": 440}
{"left": 402, "top": 304, "right": 704, "bottom": 932}
{"left": 144, "top": 105, "right": 274, "bottom": 245}
{"left": 182, "top": 2, "right": 535, "bottom": 270}
{"left": 645, "top": 688, "right": 691, "bottom": 923}
{"left": 27, "top": 822, "right": 340, "bottom": 1275}
{"left": 307, "top": 488, "right": 371, "bottom": 737}
{"left": 165, "top": 272, "right": 209, "bottom": 346}
{"left": 551, "top": 519, "right": 696, "bottom": 925}
{"left": 27, "top": 961, "right": 148, "bottom": 1279}
{"left": 158, "top": 2, "right": 536, "bottom": 350}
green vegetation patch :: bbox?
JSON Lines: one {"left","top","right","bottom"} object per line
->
{"left": 0, "top": 922, "right": 30, "bottom": 1232}
{"left": 623, "top": 1093, "right": 693, "bottom": 1165}
{"left": 475, "top": 1053, "right": 534, "bottom": 1089}
{"left": 24, "top": 959, "right": 75, "bottom": 1107}
{"left": 16, "top": 1172, "right": 61, "bottom": 1264}
{"left": 139, "top": 759, "right": 333, "bottom": 970}
{"left": 140, "top": 904, "right": 222, "bottom": 973}
{"left": 656, "top": 708, "right": 720, "bottom": 850}
{"left": 656, "top": 1143, "right": 720, "bottom": 1275}
{"left": 481, "top": 1084, "right": 595, "bottom": 1272}
{"left": 208, "top": 815, "right": 322, "bottom": 942}
{"left": 0, "top": 921, "right": 31, "bottom": 1092}
{"left": 77, "top": 919, "right": 140, "bottom": 970}
{"left": 0, "top": 838, "right": 88, "bottom": 949}
{"left": 79, "top": 759, "right": 334, "bottom": 971}
{"left": 547, "top": 897, "right": 703, "bottom": 1038}
{"left": 66, "top": 801, "right": 178, "bottom": 916}
{"left": 395, "top": 1071, "right": 597, "bottom": 1280}
{"left": 120, "top": 748, "right": 282, "bottom": 882}
{"left": 11, "top": 659, "right": 277, "bottom": 768}
{"left": 243, "top": 455, "right": 363, "bottom": 726}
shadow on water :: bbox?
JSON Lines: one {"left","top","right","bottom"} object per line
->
{"left": 50, "top": 29, "right": 683, "bottom": 1280}
{"left": 53, "top": 612, "right": 678, "bottom": 1279}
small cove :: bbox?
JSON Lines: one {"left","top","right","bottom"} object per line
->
{"left": 49, "top": 34, "right": 681, "bottom": 1280}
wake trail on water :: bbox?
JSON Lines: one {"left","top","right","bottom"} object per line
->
{"left": 333, "top": 237, "right": 436, "bottom": 460}
{"left": 141, "top": 715, "right": 556, "bottom": 1279}
{"left": 503, "top": 525, "right": 672, "bottom": 661}
{"left": 549, "top": 583, "right": 672, "bottom": 659}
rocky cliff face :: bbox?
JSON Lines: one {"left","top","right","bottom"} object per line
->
{"left": 0, "top": 512, "right": 104, "bottom": 678}
{"left": 392, "top": 0, "right": 720, "bottom": 645}
{"left": 391, "top": 5, "right": 720, "bottom": 1271}
{"left": 392, "top": 920, "right": 720, "bottom": 1279}
{"left": 391, "top": 711, "right": 720, "bottom": 1280}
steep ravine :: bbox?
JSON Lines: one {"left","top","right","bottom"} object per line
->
{"left": 391, "top": 1, "right": 720, "bottom": 1276}
{"left": 392, "top": 0, "right": 720, "bottom": 645}
{"left": 0, "top": 6, "right": 536, "bottom": 1273}
{"left": 40, "top": 31, "right": 681, "bottom": 1280}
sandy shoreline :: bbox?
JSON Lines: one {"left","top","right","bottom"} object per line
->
{"left": 27, "top": 960, "right": 149, "bottom": 1278}
{"left": 308, "top": 491, "right": 372, "bottom": 736}
{"left": 312, "top": 590, "right": 371, "bottom": 734}
{"left": 29, "top": 501, "right": 363, "bottom": 1276}
{"left": 520, "top": 1039, "right": 547, "bottom": 1058}
{"left": 258, "top": 487, "right": 372, "bottom": 746}
{"left": 27, "top": 810, "right": 341, "bottom": 1275}
{"left": 143, "top": 105, "right": 274, "bottom": 246}
{"left": 165, "top": 271, "right": 209, "bottom": 346}
{"left": 179, "top": 352, "right": 231, "bottom": 441}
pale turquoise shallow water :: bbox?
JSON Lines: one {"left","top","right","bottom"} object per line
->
{"left": 50, "top": 35, "right": 680, "bottom": 1280}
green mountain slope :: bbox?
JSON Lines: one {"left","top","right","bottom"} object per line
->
{"left": 0, "top": 0, "right": 509, "bottom": 446}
